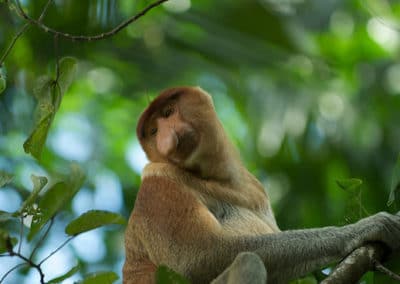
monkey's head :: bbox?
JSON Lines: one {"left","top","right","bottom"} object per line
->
{"left": 137, "top": 86, "right": 232, "bottom": 176}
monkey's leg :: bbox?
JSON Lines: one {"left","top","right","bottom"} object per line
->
{"left": 211, "top": 252, "right": 267, "bottom": 284}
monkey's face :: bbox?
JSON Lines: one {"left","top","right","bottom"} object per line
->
{"left": 137, "top": 87, "right": 215, "bottom": 168}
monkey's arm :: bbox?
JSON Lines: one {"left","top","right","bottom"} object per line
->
{"left": 133, "top": 176, "right": 400, "bottom": 284}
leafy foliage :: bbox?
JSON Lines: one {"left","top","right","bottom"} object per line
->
{"left": 0, "top": 163, "right": 123, "bottom": 283}
{"left": 77, "top": 271, "right": 119, "bottom": 284}
{"left": 156, "top": 266, "right": 190, "bottom": 284}
{"left": 0, "top": 66, "right": 6, "bottom": 95}
{"left": 0, "top": 171, "right": 13, "bottom": 188}
{"left": 23, "top": 57, "right": 77, "bottom": 160}
{"left": 0, "top": 230, "right": 17, "bottom": 254}
{"left": 336, "top": 178, "right": 366, "bottom": 223}
{"left": 46, "top": 264, "right": 80, "bottom": 284}
{"left": 388, "top": 154, "right": 400, "bottom": 209}
{"left": 1, "top": 0, "right": 400, "bottom": 283}
{"left": 16, "top": 175, "right": 47, "bottom": 216}
{"left": 65, "top": 210, "right": 126, "bottom": 236}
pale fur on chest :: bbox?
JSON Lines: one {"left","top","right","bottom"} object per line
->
{"left": 142, "top": 163, "right": 280, "bottom": 235}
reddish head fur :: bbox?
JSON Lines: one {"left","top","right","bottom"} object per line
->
{"left": 136, "top": 87, "right": 191, "bottom": 141}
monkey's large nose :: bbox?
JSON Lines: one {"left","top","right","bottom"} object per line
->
{"left": 157, "top": 126, "right": 178, "bottom": 157}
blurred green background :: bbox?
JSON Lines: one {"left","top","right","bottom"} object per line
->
{"left": 1, "top": 0, "right": 400, "bottom": 283}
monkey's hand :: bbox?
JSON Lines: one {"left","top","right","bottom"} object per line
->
{"left": 348, "top": 212, "right": 400, "bottom": 253}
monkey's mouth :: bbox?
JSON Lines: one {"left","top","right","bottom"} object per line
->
{"left": 170, "top": 130, "right": 199, "bottom": 162}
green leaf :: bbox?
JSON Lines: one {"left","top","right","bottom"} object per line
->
{"left": 289, "top": 276, "right": 318, "bottom": 284}
{"left": 23, "top": 107, "right": 53, "bottom": 160}
{"left": 16, "top": 175, "right": 48, "bottom": 215}
{"left": 28, "top": 164, "right": 84, "bottom": 240}
{"left": 156, "top": 266, "right": 190, "bottom": 284}
{"left": 0, "top": 171, "right": 13, "bottom": 188}
{"left": 0, "top": 230, "right": 17, "bottom": 254}
{"left": 23, "top": 57, "right": 77, "bottom": 160}
{"left": 47, "top": 264, "right": 80, "bottom": 284}
{"left": 0, "top": 66, "right": 6, "bottom": 95}
{"left": 336, "top": 178, "right": 363, "bottom": 193}
{"left": 388, "top": 154, "right": 400, "bottom": 207}
{"left": 77, "top": 271, "right": 119, "bottom": 284}
{"left": 56, "top": 57, "right": 77, "bottom": 106}
{"left": 33, "top": 75, "right": 53, "bottom": 101}
{"left": 68, "top": 162, "right": 85, "bottom": 197}
{"left": 336, "top": 178, "right": 365, "bottom": 223}
{"left": 65, "top": 210, "right": 126, "bottom": 236}
{"left": 28, "top": 182, "right": 69, "bottom": 240}
{"left": 0, "top": 211, "right": 15, "bottom": 223}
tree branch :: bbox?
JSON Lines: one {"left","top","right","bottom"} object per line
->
{"left": 0, "top": 23, "right": 30, "bottom": 67}
{"left": 39, "top": 236, "right": 73, "bottom": 265}
{"left": 10, "top": 252, "right": 45, "bottom": 284}
{"left": 29, "top": 217, "right": 54, "bottom": 261}
{"left": 0, "top": 0, "right": 53, "bottom": 67}
{"left": 13, "top": 0, "right": 170, "bottom": 42}
{"left": 0, "top": 263, "right": 27, "bottom": 284}
{"left": 375, "top": 261, "right": 400, "bottom": 281}
{"left": 321, "top": 243, "right": 387, "bottom": 284}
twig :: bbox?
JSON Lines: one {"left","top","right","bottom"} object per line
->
{"left": 12, "top": 252, "right": 45, "bottom": 284}
{"left": 29, "top": 217, "right": 54, "bottom": 261}
{"left": 37, "top": 0, "right": 53, "bottom": 23}
{"left": 0, "top": 263, "right": 27, "bottom": 284}
{"left": 53, "top": 34, "right": 60, "bottom": 81}
{"left": 39, "top": 236, "right": 73, "bottom": 265}
{"left": 0, "top": 23, "right": 30, "bottom": 67}
{"left": 375, "top": 261, "right": 400, "bottom": 281}
{"left": 17, "top": 215, "right": 24, "bottom": 254}
{"left": 0, "top": 0, "right": 54, "bottom": 67}
{"left": 13, "top": 0, "right": 170, "bottom": 42}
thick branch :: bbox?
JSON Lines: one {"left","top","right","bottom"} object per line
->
{"left": 14, "top": 0, "right": 169, "bottom": 42}
{"left": 321, "top": 243, "right": 386, "bottom": 284}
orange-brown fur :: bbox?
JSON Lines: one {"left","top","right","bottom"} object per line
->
{"left": 124, "top": 87, "right": 400, "bottom": 284}
{"left": 123, "top": 87, "right": 278, "bottom": 284}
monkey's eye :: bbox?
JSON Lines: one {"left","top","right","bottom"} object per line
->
{"left": 163, "top": 108, "right": 174, "bottom": 118}
{"left": 150, "top": 127, "right": 158, "bottom": 136}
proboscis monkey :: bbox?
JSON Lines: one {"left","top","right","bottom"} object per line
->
{"left": 123, "top": 86, "right": 400, "bottom": 284}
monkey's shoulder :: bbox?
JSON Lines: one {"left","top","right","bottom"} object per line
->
{"left": 142, "top": 162, "right": 191, "bottom": 182}
{"left": 136, "top": 163, "right": 201, "bottom": 209}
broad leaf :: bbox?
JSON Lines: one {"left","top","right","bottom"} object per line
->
{"left": 0, "top": 66, "right": 6, "bottom": 94}
{"left": 290, "top": 276, "right": 318, "bottom": 284}
{"left": 156, "top": 266, "right": 190, "bottom": 284}
{"left": 33, "top": 75, "right": 53, "bottom": 102}
{"left": 65, "top": 210, "right": 126, "bottom": 236}
{"left": 68, "top": 162, "right": 86, "bottom": 197}
{"left": 388, "top": 154, "right": 400, "bottom": 207}
{"left": 336, "top": 178, "right": 362, "bottom": 193}
{"left": 56, "top": 57, "right": 77, "bottom": 106}
{"left": 0, "top": 171, "right": 13, "bottom": 188}
{"left": 16, "top": 175, "right": 48, "bottom": 215}
{"left": 336, "top": 178, "right": 364, "bottom": 223}
{"left": 77, "top": 271, "right": 119, "bottom": 284}
{"left": 28, "top": 164, "right": 85, "bottom": 240}
{"left": 47, "top": 264, "right": 80, "bottom": 284}
{"left": 28, "top": 182, "right": 69, "bottom": 240}
{"left": 23, "top": 57, "right": 77, "bottom": 160}
{"left": 0, "top": 211, "right": 15, "bottom": 223}
{"left": 0, "top": 230, "right": 17, "bottom": 254}
{"left": 23, "top": 107, "right": 53, "bottom": 160}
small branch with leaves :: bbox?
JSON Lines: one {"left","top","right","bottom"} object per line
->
{"left": 0, "top": 0, "right": 169, "bottom": 68}
{"left": 0, "top": 167, "right": 126, "bottom": 284}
